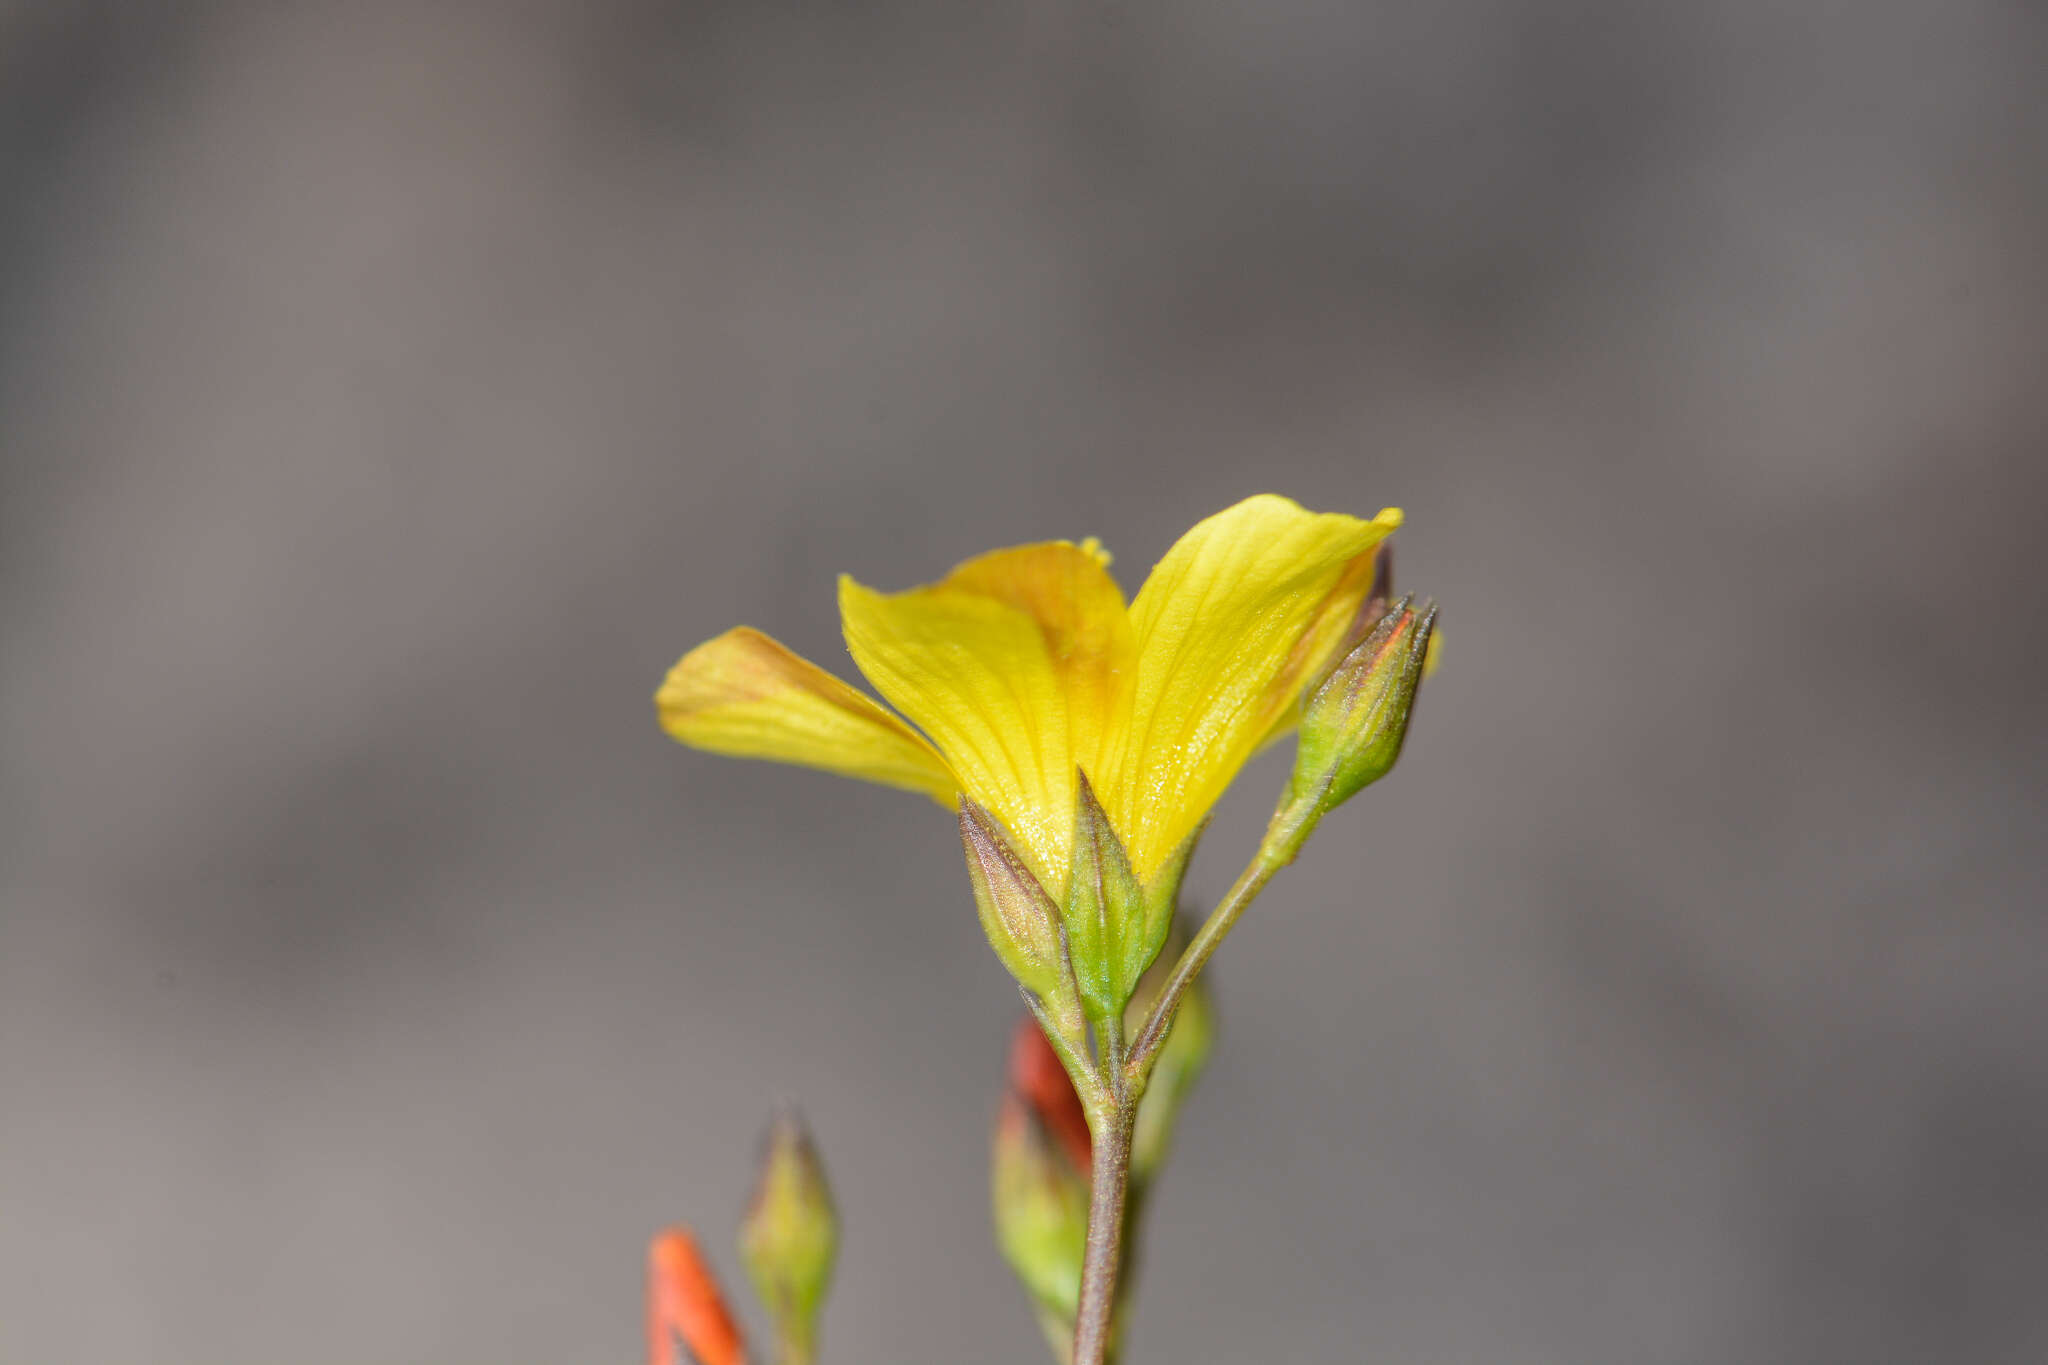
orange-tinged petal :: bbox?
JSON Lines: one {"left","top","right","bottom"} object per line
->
{"left": 839, "top": 541, "right": 1133, "bottom": 885}
{"left": 647, "top": 1228, "right": 747, "bottom": 1365}
{"left": 939, "top": 539, "right": 1132, "bottom": 781}
{"left": 657, "top": 627, "right": 959, "bottom": 805}
{"left": 1247, "top": 529, "right": 1399, "bottom": 754}
{"left": 1105, "top": 495, "right": 1402, "bottom": 877}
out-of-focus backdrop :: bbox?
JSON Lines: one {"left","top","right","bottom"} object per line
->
{"left": 3, "top": 2, "right": 2044, "bottom": 1362}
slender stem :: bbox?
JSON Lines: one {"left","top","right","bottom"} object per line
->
{"left": 1124, "top": 858, "right": 1271, "bottom": 1080}
{"left": 1070, "top": 1091, "right": 1139, "bottom": 1365}
{"left": 1125, "top": 797, "right": 1315, "bottom": 1082}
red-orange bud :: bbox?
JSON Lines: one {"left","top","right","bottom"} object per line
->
{"left": 1007, "top": 1017, "right": 1091, "bottom": 1171}
{"left": 647, "top": 1227, "right": 747, "bottom": 1365}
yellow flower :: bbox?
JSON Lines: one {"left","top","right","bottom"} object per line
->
{"left": 657, "top": 495, "right": 1403, "bottom": 894}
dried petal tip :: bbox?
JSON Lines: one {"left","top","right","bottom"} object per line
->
{"left": 647, "top": 1228, "right": 747, "bottom": 1365}
{"left": 1342, "top": 540, "right": 1396, "bottom": 654}
{"left": 1289, "top": 596, "right": 1437, "bottom": 817}
{"left": 739, "top": 1109, "right": 837, "bottom": 1364}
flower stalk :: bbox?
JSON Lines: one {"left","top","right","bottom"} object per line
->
{"left": 1125, "top": 813, "right": 1300, "bottom": 1085}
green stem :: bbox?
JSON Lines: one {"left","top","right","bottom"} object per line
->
{"left": 1070, "top": 1090, "right": 1139, "bottom": 1365}
{"left": 1125, "top": 795, "right": 1315, "bottom": 1084}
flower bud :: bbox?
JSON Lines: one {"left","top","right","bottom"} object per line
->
{"left": 1288, "top": 596, "right": 1436, "bottom": 818}
{"left": 994, "top": 1017, "right": 1094, "bottom": 1358}
{"left": 1009, "top": 1017, "right": 1092, "bottom": 1172}
{"left": 991, "top": 1090, "right": 1091, "bottom": 1333}
{"left": 738, "top": 1109, "right": 837, "bottom": 1365}
{"left": 647, "top": 1228, "right": 748, "bottom": 1365}
{"left": 960, "top": 797, "right": 1072, "bottom": 1003}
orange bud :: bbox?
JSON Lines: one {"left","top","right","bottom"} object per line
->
{"left": 647, "top": 1227, "right": 747, "bottom": 1365}
{"left": 1007, "top": 1017, "right": 1091, "bottom": 1172}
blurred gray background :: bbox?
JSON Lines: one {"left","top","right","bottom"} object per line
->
{"left": 2, "top": 2, "right": 2044, "bottom": 1362}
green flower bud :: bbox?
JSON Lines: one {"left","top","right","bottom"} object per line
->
{"left": 738, "top": 1110, "right": 837, "bottom": 1365}
{"left": 1287, "top": 596, "right": 1436, "bottom": 819}
{"left": 992, "top": 1090, "right": 1091, "bottom": 1352}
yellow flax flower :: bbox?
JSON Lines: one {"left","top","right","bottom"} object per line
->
{"left": 656, "top": 494, "right": 1403, "bottom": 897}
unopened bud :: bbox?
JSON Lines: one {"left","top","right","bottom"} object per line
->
{"left": 961, "top": 798, "right": 1071, "bottom": 1003}
{"left": 1009, "top": 1018, "right": 1092, "bottom": 1172}
{"left": 738, "top": 1110, "right": 836, "bottom": 1365}
{"left": 647, "top": 1228, "right": 748, "bottom": 1365}
{"left": 992, "top": 1090, "right": 1090, "bottom": 1332}
{"left": 1289, "top": 596, "right": 1436, "bottom": 817}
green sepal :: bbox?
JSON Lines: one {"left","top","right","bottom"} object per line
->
{"left": 960, "top": 797, "right": 1070, "bottom": 1004}
{"left": 1286, "top": 596, "right": 1436, "bottom": 819}
{"left": 1063, "top": 773, "right": 1204, "bottom": 1030}
{"left": 1062, "top": 771, "right": 1147, "bottom": 1026}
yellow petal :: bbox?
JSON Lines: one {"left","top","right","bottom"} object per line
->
{"left": 1246, "top": 531, "right": 1402, "bottom": 755}
{"left": 839, "top": 541, "right": 1134, "bottom": 883}
{"left": 657, "top": 627, "right": 958, "bottom": 805}
{"left": 1106, "top": 495, "right": 1402, "bottom": 876}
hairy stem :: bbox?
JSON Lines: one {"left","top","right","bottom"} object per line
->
{"left": 1125, "top": 796, "right": 1315, "bottom": 1083}
{"left": 1072, "top": 793, "right": 1319, "bottom": 1362}
{"left": 1070, "top": 1091, "right": 1139, "bottom": 1365}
